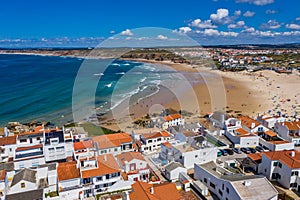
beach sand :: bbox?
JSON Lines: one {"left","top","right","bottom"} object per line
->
{"left": 99, "top": 59, "right": 300, "bottom": 131}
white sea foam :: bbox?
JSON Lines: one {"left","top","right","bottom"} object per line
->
{"left": 116, "top": 72, "right": 125, "bottom": 75}
{"left": 140, "top": 77, "right": 147, "bottom": 83}
{"left": 105, "top": 82, "right": 113, "bottom": 88}
{"left": 111, "top": 63, "right": 120, "bottom": 66}
{"left": 93, "top": 73, "right": 104, "bottom": 76}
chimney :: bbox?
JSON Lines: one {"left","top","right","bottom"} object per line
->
{"left": 104, "top": 154, "right": 107, "bottom": 161}
{"left": 251, "top": 123, "right": 255, "bottom": 129}
{"left": 150, "top": 186, "right": 154, "bottom": 194}
{"left": 291, "top": 151, "right": 295, "bottom": 157}
{"left": 243, "top": 181, "right": 251, "bottom": 187}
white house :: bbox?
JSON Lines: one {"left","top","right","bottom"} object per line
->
{"left": 92, "top": 133, "right": 133, "bottom": 155}
{"left": 258, "top": 150, "right": 300, "bottom": 191}
{"left": 160, "top": 136, "right": 218, "bottom": 169}
{"left": 152, "top": 114, "right": 184, "bottom": 130}
{"left": 239, "top": 116, "right": 268, "bottom": 133}
{"left": 0, "top": 136, "right": 17, "bottom": 162}
{"left": 257, "top": 114, "right": 286, "bottom": 129}
{"left": 274, "top": 121, "right": 300, "bottom": 146}
{"left": 116, "top": 152, "right": 150, "bottom": 182}
{"left": 225, "top": 127, "right": 259, "bottom": 148}
{"left": 163, "top": 162, "right": 187, "bottom": 182}
{"left": 73, "top": 139, "right": 95, "bottom": 160}
{"left": 57, "top": 161, "right": 82, "bottom": 200}
{"left": 80, "top": 154, "right": 121, "bottom": 197}
{"left": 140, "top": 131, "right": 171, "bottom": 154}
{"left": 194, "top": 161, "right": 278, "bottom": 200}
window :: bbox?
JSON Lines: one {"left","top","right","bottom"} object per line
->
{"left": 96, "top": 177, "right": 103, "bottom": 181}
{"left": 106, "top": 174, "right": 109, "bottom": 179}
{"left": 148, "top": 140, "right": 152, "bottom": 143}
{"left": 203, "top": 178, "right": 207, "bottom": 183}
{"left": 278, "top": 162, "right": 282, "bottom": 168}
{"left": 20, "top": 139, "right": 27, "bottom": 143}
{"left": 114, "top": 148, "right": 118, "bottom": 152}
{"left": 203, "top": 152, "right": 206, "bottom": 156}
{"left": 273, "top": 161, "right": 278, "bottom": 166}
{"left": 37, "top": 137, "right": 41, "bottom": 140}
{"left": 226, "top": 187, "right": 229, "bottom": 194}
{"left": 157, "top": 138, "right": 161, "bottom": 142}
{"left": 21, "top": 182, "right": 25, "bottom": 188}
{"left": 195, "top": 155, "right": 198, "bottom": 158}
{"left": 222, "top": 184, "right": 224, "bottom": 190}
{"left": 210, "top": 182, "right": 215, "bottom": 189}
{"left": 290, "top": 183, "right": 297, "bottom": 188}
{"left": 112, "top": 173, "right": 118, "bottom": 177}
{"left": 218, "top": 189, "right": 223, "bottom": 196}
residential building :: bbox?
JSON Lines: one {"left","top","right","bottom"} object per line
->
{"left": 239, "top": 116, "right": 268, "bottom": 133}
{"left": 0, "top": 136, "right": 17, "bottom": 162}
{"left": 258, "top": 150, "right": 300, "bottom": 190}
{"left": 139, "top": 131, "right": 171, "bottom": 154}
{"left": 163, "top": 161, "right": 187, "bottom": 182}
{"left": 160, "top": 136, "right": 218, "bottom": 169}
{"left": 194, "top": 161, "right": 278, "bottom": 200}
{"left": 152, "top": 114, "right": 184, "bottom": 130}
{"left": 116, "top": 152, "right": 150, "bottom": 182}
{"left": 93, "top": 133, "right": 133, "bottom": 155}
{"left": 14, "top": 144, "right": 45, "bottom": 170}
{"left": 73, "top": 139, "right": 95, "bottom": 160}
{"left": 257, "top": 114, "right": 286, "bottom": 129}
{"left": 129, "top": 181, "right": 182, "bottom": 200}
{"left": 57, "top": 161, "right": 82, "bottom": 200}
{"left": 274, "top": 121, "right": 300, "bottom": 146}
{"left": 225, "top": 127, "right": 259, "bottom": 148}
{"left": 80, "top": 154, "right": 121, "bottom": 197}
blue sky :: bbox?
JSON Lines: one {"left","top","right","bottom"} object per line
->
{"left": 1, "top": 0, "right": 300, "bottom": 46}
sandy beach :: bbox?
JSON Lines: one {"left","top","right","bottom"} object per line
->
{"left": 97, "top": 58, "right": 300, "bottom": 131}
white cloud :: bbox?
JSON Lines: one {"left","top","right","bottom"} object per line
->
{"left": 282, "top": 31, "right": 300, "bottom": 36}
{"left": 286, "top": 24, "right": 300, "bottom": 30}
{"left": 228, "top": 21, "right": 246, "bottom": 29}
{"left": 242, "top": 27, "right": 256, "bottom": 33}
{"left": 210, "top": 8, "right": 231, "bottom": 24}
{"left": 190, "top": 19, "right": 217, "bottom": 29}
{"left": 260, "top": 20, "right": 282, "bottom": 29}
{"left": 236, "top": 0, "right": 274, "bottom": 6}
{"left": 296, "top": 17, "right": 300, "bottom": 21}
{"left": 243, "top": 11, "right": 255, "bottom": 17}
{"left": 157, "top": 35, "right": 168, "bottom": 40}
{"left": 266, "top": 9, "right": 277, "bottom": 14}
{"left": 200, "top": 29, "right": 238, "bottom": 37}
{"left": 173, "top": 27, "right": 192, "bottom": 34}
{"left": 234, "top": 10, "right": 242, "bottom": 16}
{"left": 110, "top": 30, "right": 115, "bottom": 34}
{"left": 203, "top": 29, "right": 220, "bottom": 36}
{"left": 120, "top": 29, "right": 133, "bottom": 36}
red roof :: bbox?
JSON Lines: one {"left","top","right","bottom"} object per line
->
{"left": 74, "top": 140, "right": 94, "bottom": 151}
{"left": 142, "top": 131, "right": 170, "bottom": 140}
{"left": 92, "top": 133, "right": 132, "bottom": 149}
{"left": 16, "top": 144, "right": 43, "bottom": 151}
{"left": 0, "top": 136, "right": 17, "bottom": 146}
{"left": 57, "top": 161, "right": 80, "bottom": 181}
{"left": 164, "top": 114, "right": 182, "bottom": 122}
{"left": 264, "top": 150, "right": 300, "bottom": 169}
{"left": 239, "top": 116, "right": 261, "bottom": 129}
{"left": 81, "top": 154, "right": 120, "bottom": 178}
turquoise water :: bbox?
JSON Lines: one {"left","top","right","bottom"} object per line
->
{"left": 0, "top": 54, "right": 173, "bottom": 126}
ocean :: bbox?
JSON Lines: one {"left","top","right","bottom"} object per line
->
{"left": 0, "top": 54, "right": 178, "bottom": 126}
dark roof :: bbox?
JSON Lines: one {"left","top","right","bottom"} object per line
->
{"left": 38, "top": 163, "right": 57, "bottom": 171}
{"left": 165, "top": 162, "right": 185, "bottom": 172}
{"left": 6, "top": 189, "right": 43, "bottom": 200}
{"left": 221, "top": 174, "right": 264, "bottom": 182}
{"left": 0, "top": 162, "right": 14, "bottom": 171}
{"left": 236, "top": 157, "right": 258, "bottom": 168}
{"left": 11, "top": 168, "right": 36, "bottom": 187}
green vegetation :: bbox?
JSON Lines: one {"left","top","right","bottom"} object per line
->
{"left": 45, "top": 191, "right": 58, "bottom": 198}
{"left": 79, "top": 122, "right": 119, "bottom": 136}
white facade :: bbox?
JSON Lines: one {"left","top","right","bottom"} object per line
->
{"left": 140, "top": 133, "right": 171, "bottom": 154}
{"left": 258, "top": 151, "right": 300, "bottom": 190}
{"left": 274, "top": 122, "right": 300, "bottom": 145}
{"left": 164, "top": 162, "right": 187, "bottom": 182}
{"left": 194, "top": 162, "right": 278, "bottom": 200}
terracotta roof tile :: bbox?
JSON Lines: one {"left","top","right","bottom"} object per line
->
{"left": 0, "top": 136, "right": 16, "bottom": 146}
{"left": 264, "top": 150, "right": 300, "bottom": 169}
{"left": 16, "top": 144, "right": 43, "bottom": 151}
{"left": 162, "top": 142, "right": 172, "bottom": 149}
{"left": 57, "top": 161, "right": 80, "bottom": 181}
{"left": 81, "top": 154, "right": 120, "bottom": 178}
{"left": 164, "top": 114, "right": 182, "bottom": 122}
{"left": 142, "top": 131, "right": 170, "bottom": 140}
{"left": 239, "top": 116, "right": 261, "bottom": 129}
{"left": 116, "top": 152, "right": 146, "bottom": 166}
{"left": 92, "top": 133, "right": 132, "bottom": 149}
{"left": 74, "top": 140, "right": 94, "bottom": 151}
{"left": 281, "top": 121, "right": 300, "bottom": 131}
{"left": 264, "top": 130, "right": 277, "bottom": 137}
{"left": 129, "top": 181, "right": 182, "bottom": 200}
{"left": 248, "top": 153, "right": 262, "bottom": 161}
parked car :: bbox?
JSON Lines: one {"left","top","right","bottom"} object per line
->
{"left": 232, "top": 148, "right": 241, "bottom": 154}
{"left": 217, "top": 150, "right": 222, "bottom": 157}
{"left": 220, "top": 149, "right": 228, "bottom": 156}
{"left": 225, "top": 148, "right": 234, "bottom": 155}
{"left": 241, "top": 147, "right": 251, "bottom": 154}
{"left": 249, "top": 147, "right": 257, "bottom": 153}
{"left": 255, "top": 146, "right": 264, "bottom": 152}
